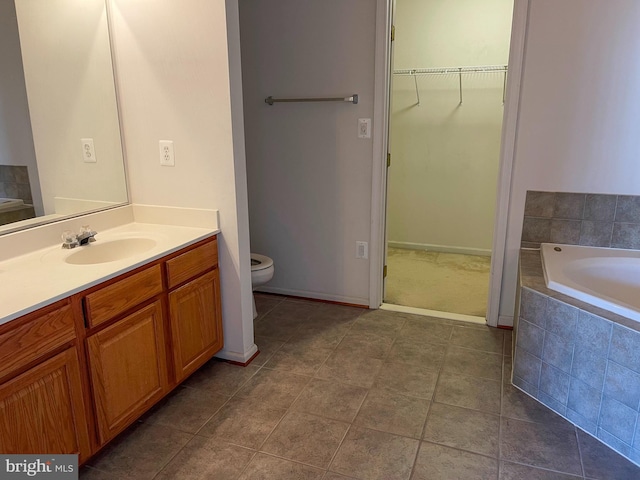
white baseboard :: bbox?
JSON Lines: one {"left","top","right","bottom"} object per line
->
{"left": 380, "top": 303, "right": 486, "bottom": 325}
{"left": 498, "top": 314, "right": 514, "bottom": 328}
{"left": 387, "top": 241, "right": 492, "bottom": 257}
{"left": 256, "top": 286, "right": 369, "bottom": 307}
{"left": 215, "top": 343, "right": 258, "bottom": 363}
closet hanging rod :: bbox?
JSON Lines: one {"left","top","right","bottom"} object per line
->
{"left": 265, "top": 94, "right": 358, "bottom": 106}
{"left": 393, "top": 65, "right": 508, "bottom": 76}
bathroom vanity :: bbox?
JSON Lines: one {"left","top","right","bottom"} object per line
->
{"left": 0, "top": 223, "right": 223, "bottom": 462}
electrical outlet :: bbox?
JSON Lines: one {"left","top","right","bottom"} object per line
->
{"left": 358, "top": 118, "right": 371, "bottom": 139}
{"left": 159, "top": 140, "right": 175, "bottom": 166}
{"left": 81, "top": 138, "right": 97, "bottom": 163}
{"left": 356, "top": 241, "right": 368, "bottom": 259}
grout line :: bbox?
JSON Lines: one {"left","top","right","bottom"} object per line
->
{"left": 498, "top": 348, "right": 506, "bottom": 478}
{"left": 234, "top": 450, "right": 259, "bottom": 480}
{"left": 574, "top": 425, "right": 587, "bottom": 479}
{"left": 407, "top": 439, "right": 423, "bottom": 480}
{"left": 148, "top": 431, "right": 196, "bottom": 480}
{"left": 325, "top": 422, "right": 355, "bottom": 475}
{"left": 236, "top": 451, "right": 326, "bottom": 477}
{"left": 500, "top": 459, "right": 586, "bottom": 478}
{"left": 446, "top": 342, "right": 505, "bottom": 356}
{"left": 420, "top": 438, "right": 500, "bottom": 461}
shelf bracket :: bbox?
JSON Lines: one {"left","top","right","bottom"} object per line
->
{"left": 412, "top": 70, "right": 420, "bottom": 106}
{"left": 502, "top": 70, "right": 507, "bottom": 105}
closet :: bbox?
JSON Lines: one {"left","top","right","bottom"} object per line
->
{"left": 384, "top": 0, "right": 514, "bottom": 319}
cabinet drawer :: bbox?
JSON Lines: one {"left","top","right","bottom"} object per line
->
{"left": 85, "top": 265, "right": 163, "bottom": 328}
{"left": 0, "top": 304, "right": 75, "bottom": 380}
{"left": 166, "top": 238, "right": 217, "bottom": 289}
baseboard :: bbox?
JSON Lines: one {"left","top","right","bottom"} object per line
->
{"left": 223, "top": 349, "right": 261, "bottom": 367}
{"left": 387, "top": 241, "right": 492, "bottom": 257}
{"left": 498, "top": 314, "right": 514, "bottom": 328}
{"left": 256, "top": 286, "right": 368, "bottom": 308}
{"left": 215, "top": 343, "right": 258, "bottom": 363}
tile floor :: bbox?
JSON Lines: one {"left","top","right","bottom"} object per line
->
{"left": 80, "top": 294, "right": 640, "bottom": 479}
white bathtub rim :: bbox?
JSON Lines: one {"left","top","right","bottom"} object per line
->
{"left": 0, "top": 198, "right": 26, "bottom": 213}
{"left": 541, "top": 243, "right": 640, "bottom": 323}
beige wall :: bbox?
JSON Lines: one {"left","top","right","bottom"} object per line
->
{"left": 15, "top": 0, "right": 126, "bottom": 215}
{"left": 106, "top": 0, "right": 640, "bottom": 332}
{"left": 240, "top": 0, "right": 376, "bottom": 305}
{"left": 110, "top": 0, "right": 255, "bottom": 362}
{"left": 388, "top": 0, "right": 513, "bottom": 254}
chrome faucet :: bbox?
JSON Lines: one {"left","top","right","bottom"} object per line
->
{"left": 62, "top": 226, "right": 97, "bottom": 249}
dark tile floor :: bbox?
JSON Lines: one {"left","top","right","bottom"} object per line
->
{"left": 80, "top": 294, "right": 640, "bottom": 479}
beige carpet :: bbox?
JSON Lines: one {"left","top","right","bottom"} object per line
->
{"left": 384, "top": 247, "right": 491, "bottom": 317}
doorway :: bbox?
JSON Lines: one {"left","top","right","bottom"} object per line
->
{"left": 382, "top": 0, "right": 514, "bottom": 321}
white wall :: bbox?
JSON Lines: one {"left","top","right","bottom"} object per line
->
{"left": 0, "top": 0, "right": 42, "bottom": 215}
{"left": 110, "top": 0, "right": 255, "bottom": 362}
{"left": 15, "top": 0, "right": 127, "bottom": 215}
{"left": 240, "top": 0, "right": 376, "bottom": 305}
{"left": 387, "top": 0, "right": 513, "bottom": 253}
{"left": 499, "top": 0, "right": 640, "bottom": 323}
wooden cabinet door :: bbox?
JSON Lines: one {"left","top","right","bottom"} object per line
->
{"left": 0, "top": 347, "right": 91, "bottom": 462}
{"left": 87, "top": 301, "right": 168, "bottom": 445}
{"left": 169, "top": 269, "right": 223, "bottom": 383}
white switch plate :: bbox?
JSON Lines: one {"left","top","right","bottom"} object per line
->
{"left": 159, "top": 140, "right": 175, "bottom": 167}
{"left": 358, "top": 118, "right": 371, "bottom": 139}
{"left": 356, "top": 241, "right": 369, "bottom": 259}
{"left": 81, "top": 138, "right": 97, "bottom": 163}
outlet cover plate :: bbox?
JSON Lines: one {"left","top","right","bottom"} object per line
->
{"left": 159, "top": 140, "right": 175, "bottom": 167}
{"left": 81, "top": 138, "right": 97, "bottom": 163}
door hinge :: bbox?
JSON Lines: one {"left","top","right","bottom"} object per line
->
{"left": 383, "top": 265, "right": 388, "bottom": 278}
{"left": 391, "top": 25, "right": 395, "bottom": 42}
{"left": 387, "top": 153, "right": 391, "bottom": 167}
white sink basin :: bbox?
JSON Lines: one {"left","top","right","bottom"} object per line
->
{"left": 64, "top": 238, "right": 157, "bottom": 265}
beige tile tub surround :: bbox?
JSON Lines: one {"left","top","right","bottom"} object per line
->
{"left": 80, "top": 295, "right": 640, "bottom": 479}
{"left": 0, "top": 165, "right": 33, "bottom": 205}
{"left": 517, "top": 189, "right": 640, "bottom": 467}
{"left": 515, "top": 248, "right": 640, "bottom": 467}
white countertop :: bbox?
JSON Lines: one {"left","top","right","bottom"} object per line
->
{"left": 0, "top": 222, "right": 219, "bottom": 326}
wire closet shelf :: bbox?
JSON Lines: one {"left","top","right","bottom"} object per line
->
{"left": 393, "top": 64, "right": 508, "bottom": 105}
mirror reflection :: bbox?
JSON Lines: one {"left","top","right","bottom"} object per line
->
{"left": 0, "top": 0, "right": 127, "bottom": 234}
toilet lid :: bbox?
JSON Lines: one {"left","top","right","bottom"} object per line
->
{"left": 251, "top": 253, "right": 273, "bottom": 271}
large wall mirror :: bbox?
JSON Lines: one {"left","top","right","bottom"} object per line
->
{"left": 0, "top": 0, "right": 127, "bottom": 235}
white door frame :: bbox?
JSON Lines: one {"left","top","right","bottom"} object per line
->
{"left": 369, "top": 0, "right": 393, "bottom": 310}
{"left": 369, "top": 0, "right": 531, "bottom": 327}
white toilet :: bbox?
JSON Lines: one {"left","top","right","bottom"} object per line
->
{"left": 251, "top": 253, "right": 274, "bottom": 319}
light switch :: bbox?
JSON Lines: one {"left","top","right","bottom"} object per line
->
{"left": 358, "top": 118, "right": 371, "bottom": 139}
